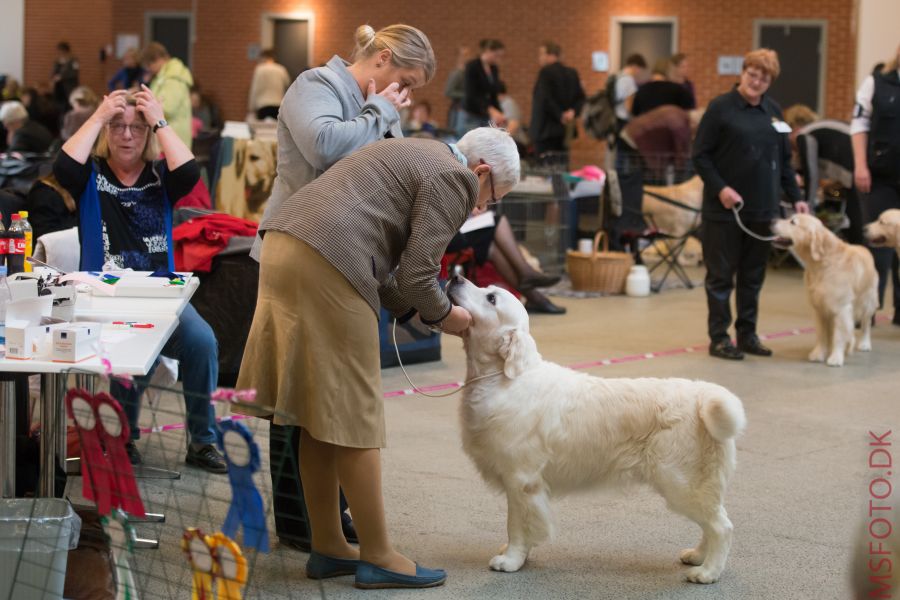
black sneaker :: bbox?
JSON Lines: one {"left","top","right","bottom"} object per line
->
{"left": 125, "top": 441, "right": 143, "bottom": 466}
{"left": 738, "top": 335, "right": 773, "bottom": 357}
{"left": 185, "top": 444, "right": 228, "bottom": 474}
{"left": 709, "top": 340, "right": 744, "bottom": 360}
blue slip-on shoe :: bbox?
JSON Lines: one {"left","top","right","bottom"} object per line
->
{"left": 305, "top": 550, "right": 360, "bottom": 579}
{"left": 354, "top": 561, "right": 447, "bottom": 589}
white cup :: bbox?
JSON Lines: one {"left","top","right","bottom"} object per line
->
{"left": 577, "top": 238, "right": 593, "bottom": 254}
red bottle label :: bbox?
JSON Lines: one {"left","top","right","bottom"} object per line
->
{"left": 10, "top": 239, "right": 25, "bottom": 254}
{"left": 0, "top": 239, "right": 7, "bottom": 254}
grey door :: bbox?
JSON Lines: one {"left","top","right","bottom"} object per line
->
{"left": 758, "top": 24, "right": 823, "bottom": 112}
{"left": 273, "top": 19, "right": 310, "bottom": 81}
{"left": 149, "top": 15, "right": 191, "bottom": 67}
{"left": 620, "top": 23, "right": 673, "bottom": 71}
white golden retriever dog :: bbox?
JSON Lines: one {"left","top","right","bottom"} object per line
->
{"left": 864, "top": 208, "right": 900, "bottom": 252}
{"left": 448, "top": 276, "right": 746, "bottom": 583}
{"left": 772, "top": 214, "right": 878, "bottom": 366}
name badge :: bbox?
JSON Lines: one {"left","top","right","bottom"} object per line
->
{"left": 772, "top": 120, "right": 792, "bottom": 133}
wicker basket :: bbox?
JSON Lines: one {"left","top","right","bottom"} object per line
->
{"left": 566, "top": 231, "right": 634, "bottom": 293}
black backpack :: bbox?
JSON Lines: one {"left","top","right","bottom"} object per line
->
{"left": 583, "top": 73, "right": 619, "bottom": 142}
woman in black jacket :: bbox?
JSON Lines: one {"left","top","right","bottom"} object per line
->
{"left": 461, "top": 39, "right": 507, "bottom": 132}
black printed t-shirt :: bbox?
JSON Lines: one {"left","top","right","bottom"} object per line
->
{"left": 53, "top": 151, "right": 199, "bottom": 269}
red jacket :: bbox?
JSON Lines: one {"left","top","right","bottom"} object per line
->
{"left": 173, "top": 213, "right": 258, "bottom": 272}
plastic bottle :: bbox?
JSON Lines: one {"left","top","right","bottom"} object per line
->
{"left": 625, "top": 264, "right": 651, "bottom": 297}
{"left": 0, "top": 213, "right": 7, "bottom": 268}
{"left": 0, "top": 265, "right": 10, "bottom": 348}
{"left": 18, "top": 211, "right": 33, "bottom": 272}
{"left": 7, "top": 214, "right": 25, "bottom": 275}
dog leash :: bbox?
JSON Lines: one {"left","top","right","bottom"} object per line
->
{"left": 392, "top": 319, "right": 503, "bottom": 398}
{"left": 731, "top": 200, "right": 779, "bottom": 242}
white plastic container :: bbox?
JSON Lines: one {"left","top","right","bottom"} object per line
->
{"left": 625, "top": 265, "right": 651, "bottom": 297}
{"left": 0, "top": 498, "right": 81, "bottom": 600}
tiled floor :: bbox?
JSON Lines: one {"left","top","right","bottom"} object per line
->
{"left": 73, "top": 265, "right": 898, "bottom": 599}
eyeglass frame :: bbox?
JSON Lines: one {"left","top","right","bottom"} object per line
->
{"left": 478, "top": 159, "right": 501, "bottom": 207}
{"left": 108, "top": 121, "right": 150, "bottom": 136}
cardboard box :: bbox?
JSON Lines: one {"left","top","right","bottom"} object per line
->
{"left": 52, "top": 323, "right": 102, "bottom": 363}
{"left": 5, "top": 323, "right": 61, "bottom": 360}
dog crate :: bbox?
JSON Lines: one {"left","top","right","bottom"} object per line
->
{"left": 495, "top": 172, "right": 575, "bottom": 276}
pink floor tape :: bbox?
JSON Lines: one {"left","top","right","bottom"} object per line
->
{"left": 381, "top": 323, "right": 823, "bottom": 398}
{"left": 139, "top": 317, "right": 889, "bottom": 433}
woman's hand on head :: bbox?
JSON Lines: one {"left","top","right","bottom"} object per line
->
{"left": 94, "top": 90, "right": 128, "bottom": 123}
{"left": 134, "top": 84, "right": 165, "bottom": 125}
{"left": 367, "top": 80, "right": 412, "bottom": 111}
{"left": 440, "top": 306, "right": 473, "bottom": 337}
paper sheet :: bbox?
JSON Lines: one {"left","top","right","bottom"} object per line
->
{"left": 459, "top": 211, "right": 496, "bottom": 234}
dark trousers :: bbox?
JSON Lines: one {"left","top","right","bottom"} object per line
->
{"left": 256, "top": 106, "right": 280, "bottom": 120}
{"left": 860, "top": 180, "right": 900, "bottom": 311}
{"left": 702, "top": 219, "right": 772, "bottom": 344}
{"left": 535, "top": 136, "right": 566, "bottom": 156}
{"left": 269, "top": 423, "right": 348, "bottom": 542}
{"left": 606, "top": 140, "right": 646, "bottom": 251}
{"left": 845, "top": 187, "right": 865, "bottom": 245}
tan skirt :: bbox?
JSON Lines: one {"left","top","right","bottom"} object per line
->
{"left": 234, "top": 231, "right": 385, "bottom": 448}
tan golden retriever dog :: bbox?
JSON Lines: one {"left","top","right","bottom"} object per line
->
{"left": 642, "top": 175, "right": 703, "bottom": 239}
{"left": 448, "top": 276, "right": 746, "bottom": 583}
{"left": 864, "top": 208, "right": 900, "bottom": 252}
{"left": 772, "top": 214, "right": 878, "bottom": 366}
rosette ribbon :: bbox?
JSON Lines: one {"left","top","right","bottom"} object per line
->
{"left": 182, "top": 528, "right": 215, "bottom": 600}
{"left": 209, "top": 532, "right": 247, "bottom": 600}
{"left": 216, "top": 420, "right": 269, "bottom": 552}
{"left": 66, "top": 389, "right": 112, "bottom": 515}
{"left": 95, "top": 392, "right": 145, "bottom": 517}
{"left": 101, "top": 509, "right": 139, "bottom": 600}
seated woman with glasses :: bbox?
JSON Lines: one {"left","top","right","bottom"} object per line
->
{"left": 53, "top": 85, "right": 227, "bottom": 474}
{"left": 445, "top": 158, "right": 565, "bottom": 314}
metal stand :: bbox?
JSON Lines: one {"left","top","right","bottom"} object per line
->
{"left": 133, "top": 465, "right": 182, "bottom": 480}
{"left": 134, "top": 536, "right": 160, "bottom": 549}
{"left": 39, "top": 373, "right": 64, "bottom": 497}
{"left": 0, "top": 379, "right": 15, "bottom": 498}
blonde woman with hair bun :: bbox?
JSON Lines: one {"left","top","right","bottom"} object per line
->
{"left": 242, "top": 22, "right": 437, "bottom": 578}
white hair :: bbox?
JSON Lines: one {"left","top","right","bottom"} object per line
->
{"left": 0, "top": 101, "right": 28, "bottom": 127}
{"left": 456, "top": 127, "right": 521, "bottom": 192}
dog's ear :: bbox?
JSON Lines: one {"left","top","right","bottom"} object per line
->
{"left": 498, "top": 327, "right": 536, "bottom": 379}
{"left": 809, "top": 226, "right": 824, "bottom": 261}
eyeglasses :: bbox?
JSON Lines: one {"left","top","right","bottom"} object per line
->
{"left": 109, "top": 122, "right": 149, "bottom": 136}
{"left": 743, "top": 68, "right": 771, "bottom": 84}
{"left": 479, "top": 159, "right": 500, "bottom": 207}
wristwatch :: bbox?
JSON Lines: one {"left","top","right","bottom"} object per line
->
{"left": 152, "top": 119, "right": 168, "bottom": 133}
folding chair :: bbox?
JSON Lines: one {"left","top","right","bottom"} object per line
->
{"left": 616, "top": 189, "right": 699, "bottom": 292}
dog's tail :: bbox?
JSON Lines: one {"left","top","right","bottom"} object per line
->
{"left": 699, "top": 388, "right": 747, "bottom": 442}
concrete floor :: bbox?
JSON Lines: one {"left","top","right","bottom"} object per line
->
{"left": 77, "top": 264, "right": 899, "bottom": 600}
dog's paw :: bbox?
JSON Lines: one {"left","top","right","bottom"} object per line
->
{"left": 679, "top": 548, "right": 705, "bottom": 566}
{"left": 858, "top": 340, "right": 872, "bottom": 352}
{"left": 826, "top": 354, "right": 844, "bottom": 367}
{"left": 685, "top": 566, "right": 720, "bottom": 584}
{"left": 489, "top": 553, "right": 526, "bottom": 572}
{"left": 808, "top": 347, "right": 826, "bottom": 362}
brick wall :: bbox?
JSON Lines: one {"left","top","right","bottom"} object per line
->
{"left": 23, "top": 0, "right": 857, "bottom": 166}
{"left": 24, "top": 0, "right": 114, "bottom": 98}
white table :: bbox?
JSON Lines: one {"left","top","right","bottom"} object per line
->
{"left": 1, "top": 276, "right": 199, "bottom": 498}
{"left": 0, "top": 316, "right": 178, "bottom": 497}
{"left": 74, "top": 277, "right": 200, "bottom": 318}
